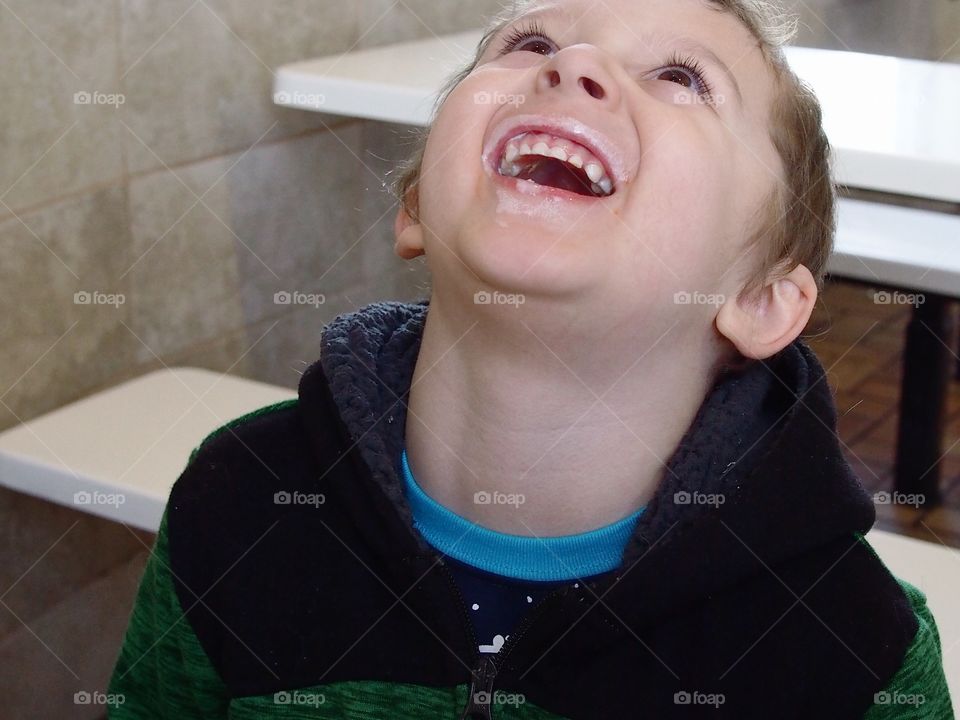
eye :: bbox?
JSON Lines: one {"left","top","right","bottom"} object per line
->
{"left": 658, "top": 68, "right": 697, "bottom": 89}
{"left": 656, "top": 53, "right": 716, "bottom": 104}
{"left": 499, "top": 20, "right": 557, "bottom": 56}
{"left": 497, "top": 26, "right": 719, "bottom": 107}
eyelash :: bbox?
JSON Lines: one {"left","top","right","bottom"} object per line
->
{"left": 498, "top": 21, "right": 717, "bottom": 104}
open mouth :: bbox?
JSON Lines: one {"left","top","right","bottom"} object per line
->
{"left": 496, "top": 131, "right": 616, "bottom": 199}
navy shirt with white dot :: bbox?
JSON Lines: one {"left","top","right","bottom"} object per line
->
{"left": 444, "top": 555, "right": 612, "bottom": 654}
{"left": 400, "top": 447, "right": 643, "bottom": 656}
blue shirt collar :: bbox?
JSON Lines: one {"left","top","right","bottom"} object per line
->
{"left": 400, "top": 448, "right": 644, "bottom": 581}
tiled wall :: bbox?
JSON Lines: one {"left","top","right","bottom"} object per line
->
{"left": 786, "top": 0, "right": 960, "bottom": 62}
{"left": 1, "top": 0, "right": 958, "bottom": 716}
{"left": 0, "top": 2, "right": 500, "bottom": 716}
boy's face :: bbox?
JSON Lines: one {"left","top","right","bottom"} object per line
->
{"left": 401, "top": 0, "right": 782, "bottom": 339}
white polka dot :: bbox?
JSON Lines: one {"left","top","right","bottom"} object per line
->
{"left": 478, "top": 634, "right": 506, "bottom": 653}
{"left": 471, "top": 603, "right": 480, "bottom": 610}
{"left": 526, "top": 595, "right": 533, "bottom": 603}
{"left": 574, "top": 583, "right": 579, "bottom": 588}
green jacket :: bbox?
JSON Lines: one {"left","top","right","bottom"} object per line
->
{"left": 108, "top": 300, "right": 953, "bottom": 718}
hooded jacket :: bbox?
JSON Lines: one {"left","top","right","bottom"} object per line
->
{"left": 108, "top": 299, "right": 952, "bottom": 719}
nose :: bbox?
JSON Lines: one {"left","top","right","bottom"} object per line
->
{"left": 536, "top": 45, "right": 621, "bottom": 110}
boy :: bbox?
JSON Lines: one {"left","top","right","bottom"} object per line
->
{"left": 108, "top": 0, "right": 953, "bottom": 717}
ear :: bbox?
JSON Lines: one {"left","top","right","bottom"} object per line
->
{"left": 394, "top": 203, "right": 425, "bottom": 260}
{"left": 715, "top": 263, "right": 818, "bottom": 360}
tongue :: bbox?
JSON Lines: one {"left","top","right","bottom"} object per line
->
{"left": 515, "top": 156, "right": 596, "bottom": 197}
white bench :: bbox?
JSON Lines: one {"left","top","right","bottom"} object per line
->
{"left": 0, "top": 368, "right": 296, "bottom": 531}
{"left": 833, "top": 198, "right": 960, "bottom": 297}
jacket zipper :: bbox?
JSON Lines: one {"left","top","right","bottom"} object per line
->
{"left": 435, "top": 559, "right": 560, "bottom": 720}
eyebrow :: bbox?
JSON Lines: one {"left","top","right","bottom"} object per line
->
{"left": 496, "top": 6, "right": 745, "bottom": 106}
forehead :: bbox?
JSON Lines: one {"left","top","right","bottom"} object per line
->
{"left": 513, "top": 0, "right": 758, "bottom": 59}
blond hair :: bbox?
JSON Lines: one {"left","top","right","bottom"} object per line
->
{"left": 392, "top": 0, "right": 835, "bottom": 295}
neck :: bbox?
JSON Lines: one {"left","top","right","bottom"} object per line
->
{"left": 403, "top": 294, "right": 720, "bottom": 536}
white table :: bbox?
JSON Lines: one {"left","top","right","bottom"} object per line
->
{"left": 0, "top": 368, "right": 296, "bottom": 531}
{"left": 832, "top": 198, "right": 960, "bottom": 296}
{"left": 273, "top": 30, "right": 960, "bottom": 203}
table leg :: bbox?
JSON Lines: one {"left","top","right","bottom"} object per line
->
{"left": 893, "top": 294, "right": 953, "bottom": 505}
{"left": 956, "top": 322, "right": 960, "bottom": 381}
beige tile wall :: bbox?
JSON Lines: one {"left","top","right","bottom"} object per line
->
{"left": 786, "top": 0, "right": 960, "bottom": 62}
{"left": 1, "top": 0, "right": 957, "bottom": 716}
{"left": 0, "top": 1, "right": 500, "bottom": 715}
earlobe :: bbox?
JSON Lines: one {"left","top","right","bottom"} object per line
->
{"left": 716, "top": 264, "right": 818, "bottom": 360}
{"left": 394, "top": 204, "right": 425, "bottom": 260}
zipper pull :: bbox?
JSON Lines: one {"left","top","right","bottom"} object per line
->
{"left": 459, "top": 654, "right": 499, "bottom": 720}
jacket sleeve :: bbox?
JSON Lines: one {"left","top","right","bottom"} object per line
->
{"left": 107, "top": 505, "right": 231, "bottom": 718}
{"left": 863, "top": 578, "right": 954, "bottom": 719}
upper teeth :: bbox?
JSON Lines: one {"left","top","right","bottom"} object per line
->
{"left": 498, "top": 131, "right": 614, "bottom": 196}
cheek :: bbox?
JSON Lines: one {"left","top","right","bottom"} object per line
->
{"left": 417, "top": 78, "right": 500, "bottom": 205}
{"left": 417, "top": 103, "right": 482, "bottom": 231}
{"left": 631, "top": 131, "right": 733, "bottom": 251}
{"left": 614, "top": 128, "right": 744, "bottom": 298}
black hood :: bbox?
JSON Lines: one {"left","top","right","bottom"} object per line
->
{"left": 308, "top": 298, "right": 877, "bottom": 624}
{"left": 169, "top": 297, "right": 916, "bottom": 717}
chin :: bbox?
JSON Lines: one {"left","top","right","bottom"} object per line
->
{"left": 445, "top": 219, "right": 602, "bottom": 303}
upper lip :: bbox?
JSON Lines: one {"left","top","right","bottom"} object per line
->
{"left": 481, "top": 112, "right": 631, "bottom": 190}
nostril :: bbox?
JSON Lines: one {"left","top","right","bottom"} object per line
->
{"left": 547, "top": 69, "right": 561, "bottom": 88}
{"left": 579, "top": 77, "right": 604, "bottom": 100}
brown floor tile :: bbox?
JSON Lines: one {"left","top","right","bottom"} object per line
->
{"left": 835, "top": 395, "right": 892, "bottom": 442}
{"left": 814, "top": 280, "right": 960, "bottom": 548}
{"left": 854, "top": 366, "right": 906, "bottom": 404}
